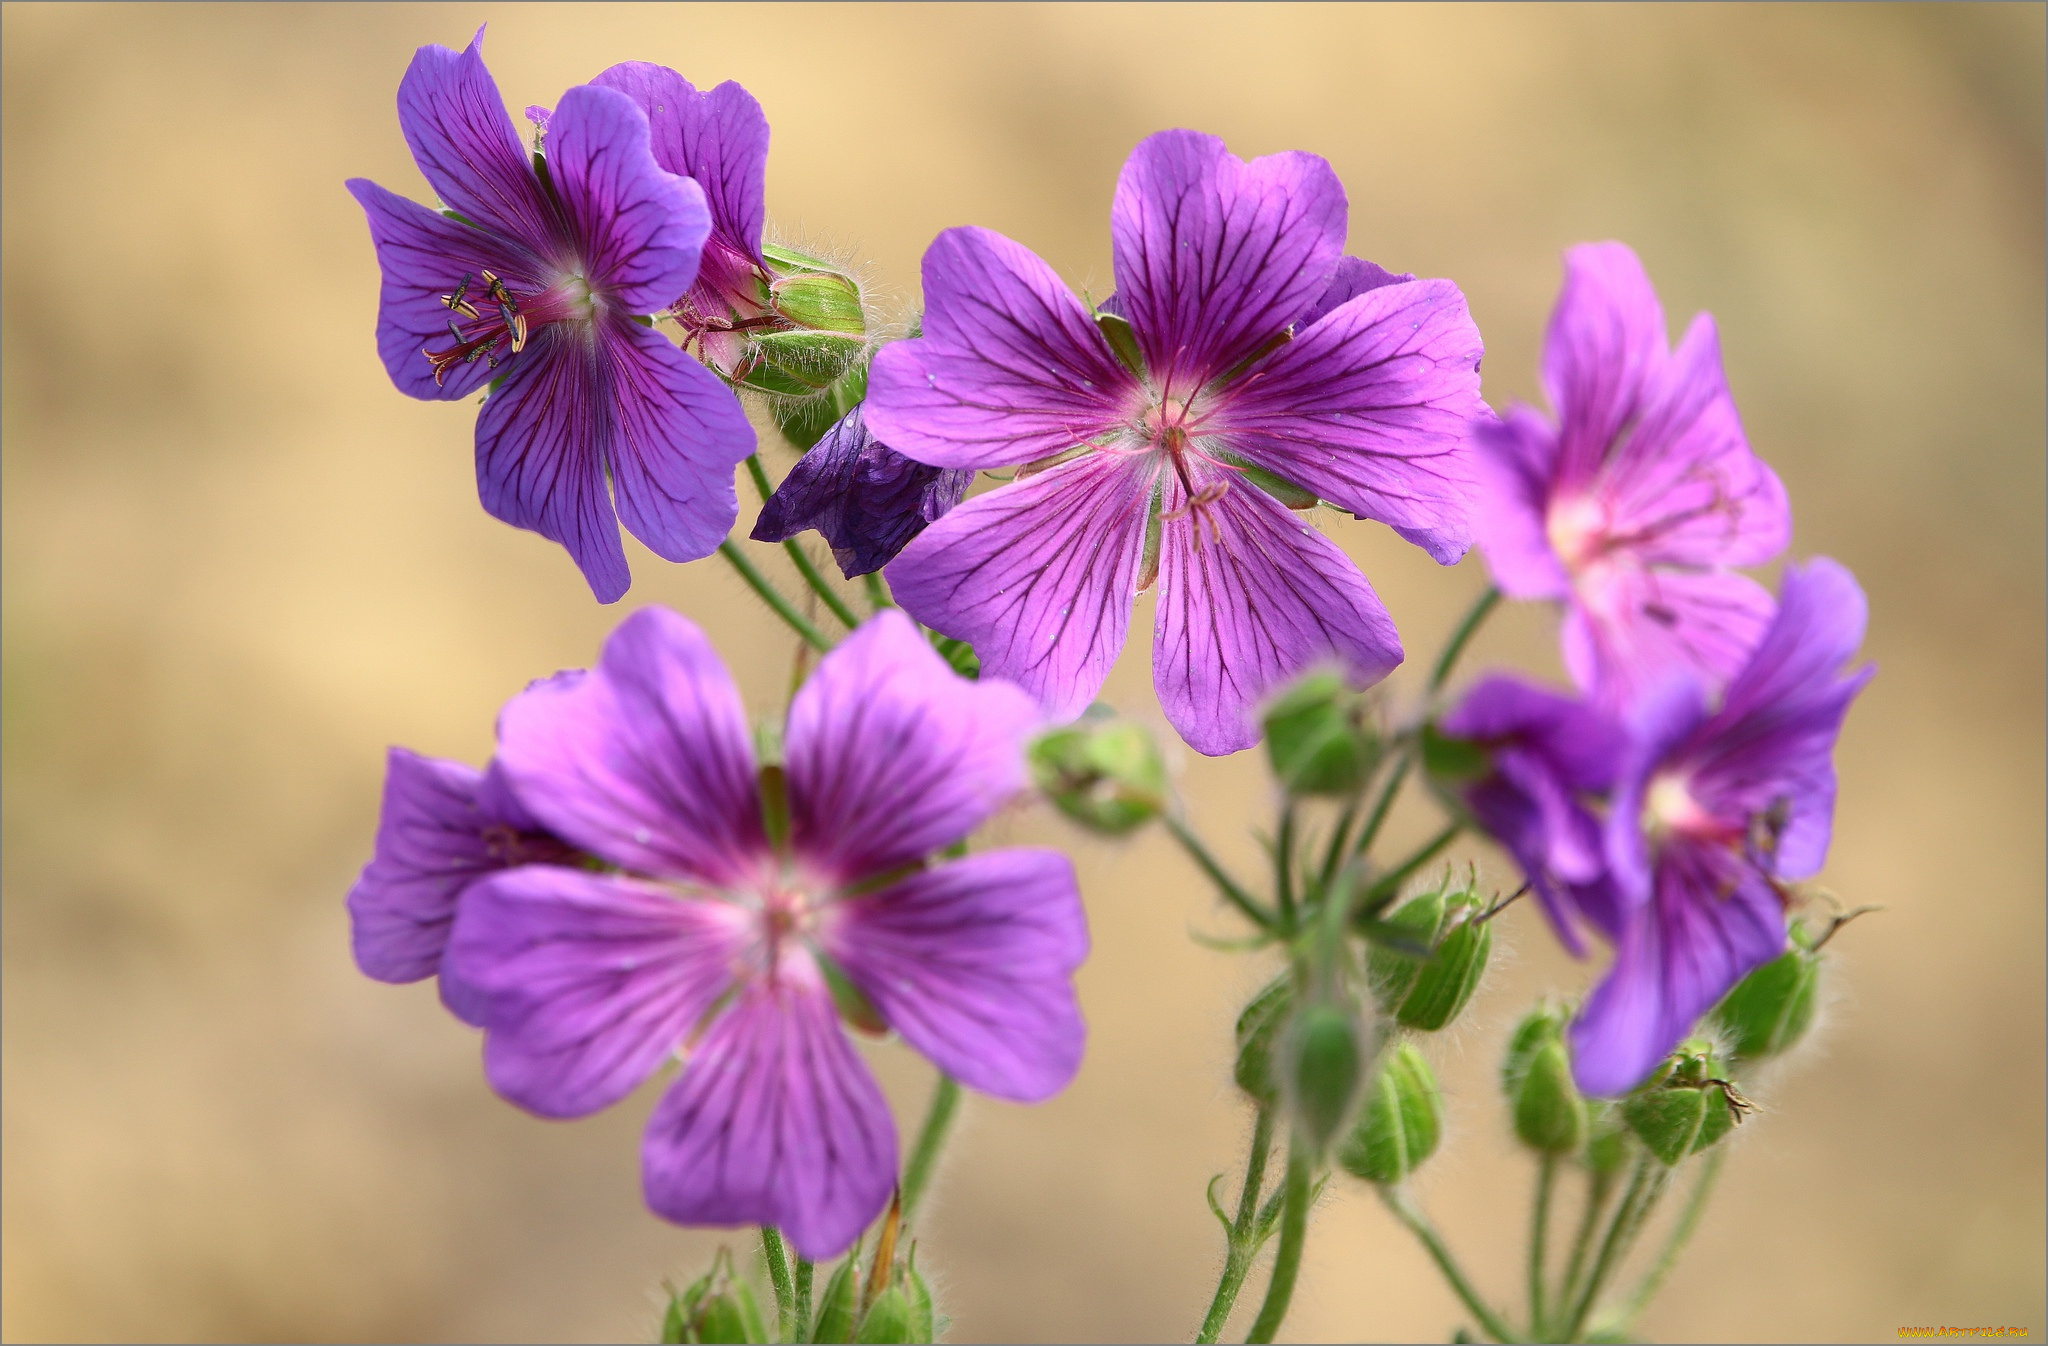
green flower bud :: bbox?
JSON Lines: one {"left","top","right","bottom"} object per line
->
{"left": 1419, "top": 720, "right": 1491, "bottom": 785}
{"left": 1284, "top": 1002, "right": 1365, "bottom": 1152}
{"left": 1368, "top": 880, "right": 1492, "bottom": 1031}
{"left": 1338, "top": 1041, "right": 1444, "bottom": 1184}
{"left": 772, "top": 271, "right": 866, "bottom": 335}
{"left": 808, "top": 1258, "right": 860, "bottom": 1343}
{"left": 1262, "top": 670, "right": 1379, "bottom": 796}
{"left": 733, "top": 329, "right": 867, "bottom": 398}
{"left": 855, "top": 1288, "right": 914, "bottom": 1344}
{"left": 662, "top": 1251, "right": 768, "bottom": 1344}
{"left": 1582, "top": 1102, "right": 1633, "bottom": 1177}
{"left": 1711, "top": 946, "right": 1820, "bottom": 1063}
{"left": 1514, "top": 1038, "right": 1588, "bottom": 1155}
{"left": 902, "top": 1260, "right": 938, "bottom": 1345}
{"left": 1365, "top": 884, "right": 1448, "bottom": 1009}
{"left": 1621, "top": 1046, "right": 1751, "bottom": 1166}
{"left": 1028, "top": 717, "right": 1168, "bottom": 835}
{"left": 1233, "top": 975, "right": 1292, "bottom": 1104}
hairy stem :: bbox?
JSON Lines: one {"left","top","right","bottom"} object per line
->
{"left": 1529, "top": 1154, "right": 1557, "bottom": 1340}
{"left": 1275, "top": 802, "right": 1299, "bottom": 930}
{"left": 1363, "top": 823, "right": 1464, "bottom": 905}
{"left": 718, "top": 541, "right": 832, "bottom": 653}
{"left": 1556, "top": 1168, "right": 1614, "bottom": 1334}
{"left": 745, "top": 456, "right": 862, "bottom": 631}
{"left": 1244, "top": 1146, "right": 1312, "bottom": 1343}
{"left": 863, "top": 570, "right": 894, "bottom": 611}
{"left": 1196, "top": 1108, "right": 1276, "bottom": 1344}
{"left": 1619, "top": 1149, "right": 1725, "bottom": 1330}
{"left": 1351, "top": 756, "right": 1411, "bottom": 861}
{"left": 760, "top": 1226, "right": 794, "bottom": 1340}
{"left": 901, "top": 1073, "right": 962, "bottom": 1222}
{"left": 1567, "top": 1156, "right": 1665, "bottom": 1340}
{"left": 793, "top": 1257, "right": 814, "bottom": 1344}
{"left": 1428, "top": 586, "right": 1502, "bottom": 692}
{"left": 1379, "top": 1186, "right": 1516, "bottom": 1344}
{"left": 1165, "top": 814, "right": 1276, "bottom": 929}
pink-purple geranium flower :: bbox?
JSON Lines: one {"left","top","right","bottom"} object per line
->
{"left": 435, "top": 607, "right": 1088, "bottom": 1258}
{"left": 347, "top": 32, "right": 755, "bottom": 603}
{"left": 865, "top": 130, "right": 1487, "bottom": 756}
{"left": 1570, "top": 557, "right": 1873, "bottom": 1095}
{"left": 1470, "top": 242, "right": 1790, "bottom": 713}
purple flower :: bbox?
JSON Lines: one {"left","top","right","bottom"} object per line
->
{"left": 1471, "top": 242, "right": 1791, "bottom": 712}
{"left": 865, "top": 130, "right": 1487, "bottom": 757}
{"left": 439, "top": 607, "right": 1088, "bottom": 1258}
{"left": 346, "top": 747, "right": 585, "bottom": 996}
{"left": 346, "top": 31, "right": 755, "bottom": 603}
{"left": 1570, "top": 558, "right": 1873, "bottom": 1095}
{"left": 1435, "top": 676, "right": 1628, "bottom": 956}
{"left": 751, "top": 403, "right": 973, "bottom": 577}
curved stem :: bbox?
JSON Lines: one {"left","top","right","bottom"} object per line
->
{"left": 744, "top": 455, "right": 861, "bottom": 631}
{"left": 1363, "top": 823, "right": 1464, "bottom": 906}
{"left": 1244, "top": 1146, "right": 1312, "bottom": 1343}
{"left": 1556, "top": 1168, "right": 1613, "bottom": 1335}
{"left": 719, "top": 541, "right": 832, "bottom": 653}
{"left": 1196, "top": 1108, "right": 1276, "bottom": 1344}
{"left": 1274, "top": 802, "right": 1299, "bottom": 931}
{"left": 760, "top": 1226, "right": 794, "bottom": 1340}
{"left": 1428, "top": 586, "right": 1501, "bottom": 692}
{"left": 1379, "top": 1186, "right": 1516, "bottom": 1344}
{"left": 1351, "top": 756, "right": 1411, "bottom": 861}
{"left": 1165, "top": 814, "right": 1276, "bottom": 929}
{"left": 1566, "top": 1156, "right": 1665, "bottom": 1341}
{"left": 1529, "top": 1154, "right": 1557, "bottom": 1340}
{"left": 863, "top": 570, "right": 894, "bottom": 611}
{"left": 1619, "top": 1149, "right": 1725, "bottom": 1329}
{"left": 900, "top": 1073, "right": 962, "bottom": 1222}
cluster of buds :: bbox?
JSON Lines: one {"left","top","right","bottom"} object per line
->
{"left": 1028, "top": 711, "right": 1170, "bottom": 836}
{"left": 661, "top": 1250, "right": 769, "bottom": 1345}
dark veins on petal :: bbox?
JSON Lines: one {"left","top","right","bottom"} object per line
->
{"left": 754, "top": 404, "right": 972, "bottom": 577}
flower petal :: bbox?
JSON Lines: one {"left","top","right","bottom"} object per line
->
{"left": 642, "top": 970, "right": 897, "bottom": 1261}
{"left": 473, "top": 327, "right": 631, "bottom": 603}
{"left": 344, "top": 177, "right": 547, "bottom": 401}
{"left": 346, "top": 748, "right": 489, "bottom": 983}
{"left": 493, "top": 607, "right": 766, "bottom": 883}
{"left": 592, "top": 63, "right": 769, "bottom": 268}
{"left": 601, "top": 317, "right": 753, "bottom": 564}
{"left": 544, "top": 83, "right": 709, "bottom": 314}
{"left": 1297, "top": 255, "right": 1415, "bottom": 329}
{"left": 396, "top": 29, "right": 560, "bottom": 254}
{"left": 1152, "top": 460, "right": 1403, "bottom": 756}
{"left": 1437, "top": 675, "right": 1627, "bottom": 793}
{"left": 886, "top": 452, "right": 1156, "bottom": 722}
{"left": 1213, "top": 277, "right": 1485, "bottom": 563}
{"left": 825, "top": 849, "right": 1088, "bottom": 1102}
{"left": 1542, "top": 242, "right": 1669, "bottom": 486}
{"left": 1469, "top": 407, "right": 1573, "bottom": 599}
{"left": 1561, "top": 565, "right": 1778, "bottom": 713}
{"left": 751, "top": 404, "right": 972, "bottom": 578}
{"left": 1604, "top": 674, "right": 1713, "bottom": 908}
{"left": 1569, "top": 840, "right": 1785, "bottom": 1096}
{"left": 1110, "top": 130, "right": 1346, "bottom": 392}
{"left": 445, "top": 867, "right": 750, "bottom": 1117}
{"left": 785, "top": 610, "right": 1042, "bottom": 880}
{"left": 866, "top": 227, "right": 1139, "bottom": 469}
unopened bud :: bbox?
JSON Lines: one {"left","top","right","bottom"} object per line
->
{"left": 772, "top": 271, "right": 866, "bottom": 335}
{"left": 1515, "top": 1039, "right": 1587, "bottom": 1155}
{"left": 1262, "top": 670, "right": 1378, "bottom": 796}
{"left": 1582, "top": 1102, "right": 1632, "bottom": 1177}
{"left": 1284, "top": 1002, "right": 1364, "bottom": 1152}
{"left": 808, "top": 1258, "right": 860, "bottom": 1344}
{"left": 734, "top": 329, "right": 867, "bottom": 398}
{"left": 1368, "top": 880, "right": 1491, "bottom": 1031}
{"left": 1338, "top": 1041, "right": 1444, "bottom": 1184}
{"left": 855, "top": 1288, "right": 914, "bottom": 1344}
{"left": 661, "top": 1251, "right": 768, "bottom": 1344}
{"left": 1712, "top": 945, "right": 1820, "bottom": 1064}
{"left": 1233, "top": 975, "right": 1292, "bottom": 1104}
{"left": 1028, "top": 717, "right": 1168, "bottom": 835}
{"left": 1622, "top": 1045, "right": 1750, "bottom": 1166}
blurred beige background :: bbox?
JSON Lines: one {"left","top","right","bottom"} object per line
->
{"left": 3, "top": 4, "right": 2042, "bottom": 1342}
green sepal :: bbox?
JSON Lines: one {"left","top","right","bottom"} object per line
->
{"left": 1095, "top": 310, "right": 1147, "bottom": 379}
{"left": 773, "top": 360, "right": 870, "bottom": 452}
{"left": 762, "top": 241, "right": 843, "bottom": 276}
{"left": 1338, "top": 1041, "right": 1444, "bottom": 1184}
{"left": 1419, "top": 721, "right": 1491, "bottom": 785}
{"left": 1582, "top": 1102, "right": 1633, "bottom": 1176}
{"left": 1233, "top": 975, "right": 1292, "bottom": 1103}
{"left": 773, "top": 271, "right": 866, "bottom": 335}
{"left": 693, "top": 1280, "right": 768, "bottom": 1344}
{"left": 734, "top": 330, "right": 867, "bottom": 398}
{"left": 854, "top": 1287, "right": 912, "bottom": 1344}
{"left": 1514, "top": 1038, "right": 1588, "bottom": 1155}
{"left": 1235, "top": 460, "right": 1320, "bottom": 510}
{"left": 1286, "top": 1002, "right": 1364, "bottom": 1152}
{"left": 758, "top": 763, "right": 791, "bottom": 852}
{"left": 1364, "top": 886, "right": 1449, "bottom": 1010}
{"left": 1028, "top": 717, "right": 1168, "bottom": 835}
{"left": 808, "top": 1259, "right": 860, "bottom": 1343}
{"left": 1711, "top": 947, "right": 1819, "bottom": 1063}
{"left": 815, "top": 950, "right": 888, "bottom": 1036}
{"left": 1261, "top": 669, "right": 1378, "bottom": 797}
{"left": 1621, "top": 1048, "right": 1741, "bottom": 1166}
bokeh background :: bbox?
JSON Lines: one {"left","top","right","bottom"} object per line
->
{"left": 3, "top": 3, "right": 2042, "bottom": 1341}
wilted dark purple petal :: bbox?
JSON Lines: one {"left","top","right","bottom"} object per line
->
{"left": 825, "top": 849, "right": 1088, "bottom": 1102}
{"left": 752, "top": 404, "right": 971, "bottom": 577}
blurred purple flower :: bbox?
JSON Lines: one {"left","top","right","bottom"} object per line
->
{"left": 439, "top": 607, "right": 1088, "bottom": 1258}
{"left": 1571, "top": 558, "right": 1873, "bottom": 1095}
{"left": 752, "top": 403, "right": 973, "bottom": 577}
{"left": 865, "top": 130, "right": 1487, "bottom": 756}
{"left": 1471, "top": 242, "right": 1790, "bottom": 712}
{"left": 1435, "top": 676, "right": 1628, "bottom": 957}
{"left": 346, "top": 31, "right": 754, "bottom": 603}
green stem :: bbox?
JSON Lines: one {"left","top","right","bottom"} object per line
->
{"left": 1428, "top": 586, "right": 1501, "bottom": 692}
{"left": 863, "top": 570, "right": 894, "bottom": 611}
{"left": 1618, "top": 1149, "right": 1725, "bottom": 1330}
{"left": 719, "top": 541, "right": 832, "bottom": 653}
{"left": 744, "top": 456, "right": 862, "bottom": 631}
{"left": 1316, "top": 795, "right": 1362, "bottom": 894}
{"left": 1556, "top": 1168, "right": 1614, "bottom": 1335}
{"left": 1244, "top": 1147, "right": 1312, "bottom": 1343}
{"left": 760, "top": 1226, "right": 795, "bottom": 1340}
{"left": 1529, "top": 1154, "right": 1557, "bottom": 1340}
{"left": 1165, "top": 814, "right": 1276, "bottom": 929}
{"left": 1363, "top": 823, "right": 1464, "bottom": 906}
{"left": 900, "top": 1073, "right": 962, "bottom": 1222}
{"left": 1379, "top": 1186, "right": 1515, "bottom": 1344}
{"left": 1351, "top": 756, "right": 1411, "bottom": 861}
{"left": 1274, "top": 802, "right": 1299, "bottom": 931}
{"left": 1567, "top": 1156, "right": 1663, "bottom": 1341}
{"left": 1196, "top": 1108, "right": 1276, "bottom": 1344}
{"left": 793, "top": 1257, "right": 814, "bottom": 1344}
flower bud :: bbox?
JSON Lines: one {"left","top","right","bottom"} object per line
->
{"left": 1262, "top": 670, "right": 1378, "bottom": 796}
{"left": 808, "top": 1258, "right": 860, "bottom": 1344}
{"left": 1283, "top": 1002, "right": 1365, "bottom": 1153}
{"left": 1338, "top": 1041, "right": 1444, "bottom": 1184}
{"left": 772, "top": 271, "right": 866, "bottom": 335}
{"left": 1621, "top": 1045, "right": 1749, "bottom": 1167}
{"left": 1028, "top": 717, "right": 1168, "bottom": 835}
{"left": 1367, "top": 879, "right": 1492, "bottom": 1031}
{"left": 1501, "top": 1007, "right": 1587, "bottom": 1154}
{"left": 1581, "top": 1101, "right": 1632, "bottom": 1176}
{"left": 1233, "top": 975, "right": 1292, "bottom": 1104}
{"left": 661, "top": 1251, "right": 768, "bottom": 1344}
{"left": 854, "top": 1288, "right": 915, "bottom": 1344}
{"left": 1711, "top": 945, "right": 1820, "bottom": 1064}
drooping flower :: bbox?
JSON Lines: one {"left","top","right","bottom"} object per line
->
{"left": 1570, "top": 558, "right": 1873, "bottom": 1095}
{"left": 346, "top": 747, "right": 586, "bottom": 998}
{"left": 752, "top": 403, "right": 973, "bottom": 577}
{"left": 865, "top": 129, "right": 1487, "bottom": 756}
{"left": 1431, "top": 676, "right": 1628, "bottom": 956}
{"left": 439, "top": 607, "right": 1088, "bottom": 1258}
{"left": 1470, "top": 242, "right": 1790, "bottom": 712}
{"left": 347, "top": 31, "right": 755, "bottom": 603}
